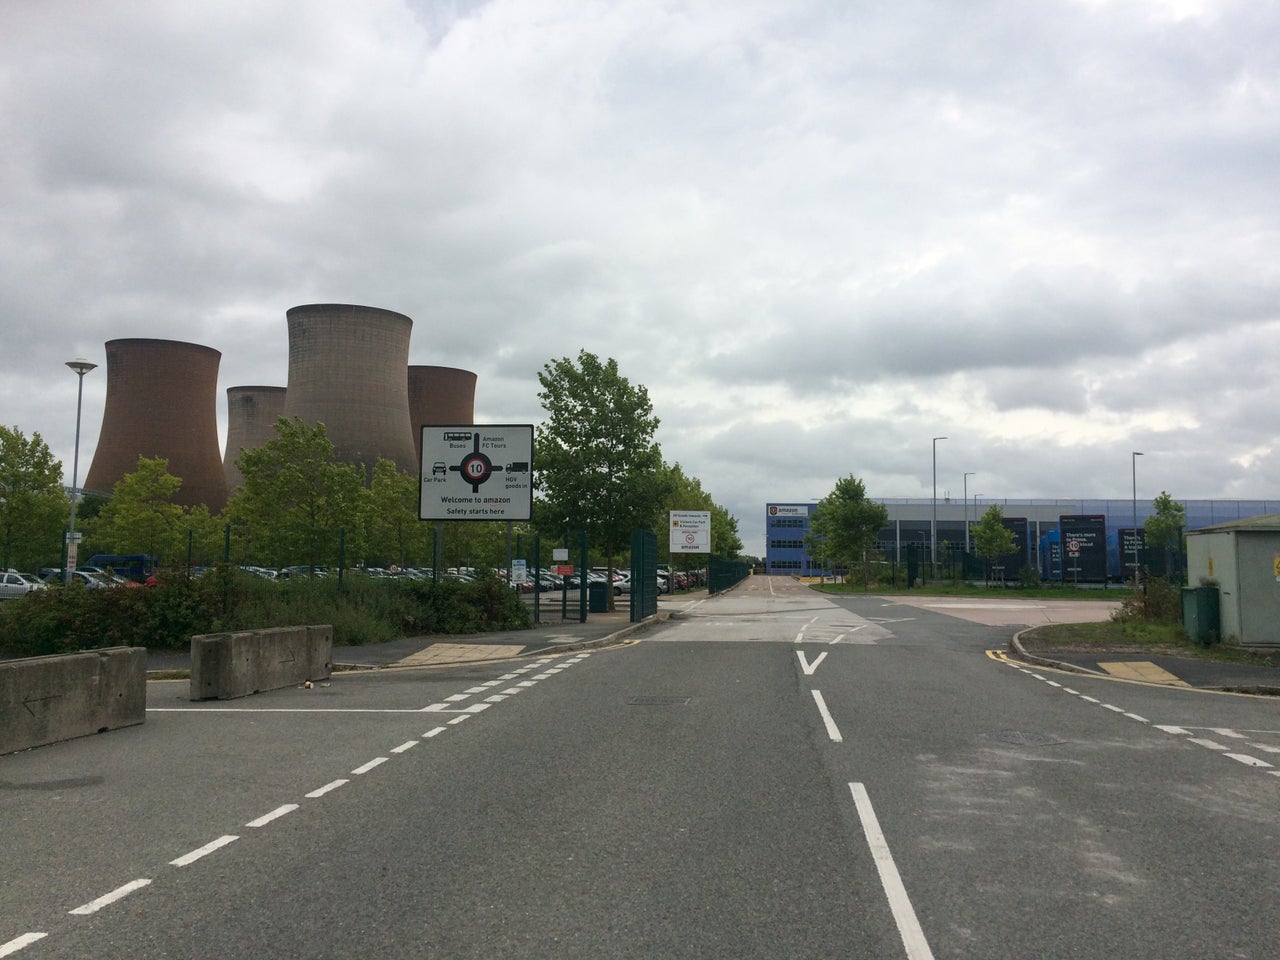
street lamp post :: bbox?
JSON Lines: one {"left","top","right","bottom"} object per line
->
{"left": 65, "top": 358, "right": 97, "bottom": 583}
{"left": 963, "top": 471, "right": 975, "bottom": 554}
{"left": 931, "top": 436, "right": 947, "bottom": 578}
{"left": 1132, "top": 451, "right": 1144, "bottom": 586}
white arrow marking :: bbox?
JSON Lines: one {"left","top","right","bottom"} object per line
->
{"left": 797, "top": 651, "right": 828, "bottom": 675}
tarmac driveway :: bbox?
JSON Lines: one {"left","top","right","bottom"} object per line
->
{"left": 885, "top": 595, "right": 1121, "bottom": 626}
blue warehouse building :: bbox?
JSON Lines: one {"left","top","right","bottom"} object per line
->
{"left": 766, "top": 497, "right": 1280, "bottom": 581}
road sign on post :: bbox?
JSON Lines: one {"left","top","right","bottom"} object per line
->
{"left": 419, "top": 425, "right": 533, "bottom": 522}
{"left": 670, "top": 510, "right": 711, "bottom": 553}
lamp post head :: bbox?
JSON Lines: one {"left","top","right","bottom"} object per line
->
{"left": 66, "top": 359, "right": 97, "bottom": 376}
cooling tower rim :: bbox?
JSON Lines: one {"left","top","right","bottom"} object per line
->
{"left": 286, "top": 303, "right": 413, "bottom": 326}
{"left": 227, "top": 385, "right": 288, "bottom": 394}
{"left": 408, "top": 364, "right": 478, "bottom": 375}
{"left": 104, "top": 337, "right": 222, "bottom": 357}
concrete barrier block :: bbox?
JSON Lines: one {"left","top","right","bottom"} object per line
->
{"left": 0, "top": 647, "right": 146, "bottom": 755}
{"left": 190, "top": 624, "right": 332, "bottom": 701}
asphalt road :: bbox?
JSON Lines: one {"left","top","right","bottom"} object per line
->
{"left": 3, "top": 577, "right": 1279, "bottom": 958}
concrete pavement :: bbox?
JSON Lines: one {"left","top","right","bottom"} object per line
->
{"left": 145, "top": 596, "right": 694, "bottom": 674}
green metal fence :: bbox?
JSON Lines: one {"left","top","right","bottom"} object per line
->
{"left": 708, "top": 554, "right": 750, "bottom": 594}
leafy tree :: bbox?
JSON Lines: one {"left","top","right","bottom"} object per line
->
{"left": 439, "top": 521, "right": 508, "bottom": 573}
{"left": 806, "top": 476, "right": 889, "bottom": 586}
{"left": 0, "top": 426, "right": 67, "bottom": 571}
{"left": 709, "top": 501, "right": 743, "bottom": 559}
{"left": 1144, "top": 491, "right": 1186, "bottom": 554}
{"left": 228, "top": 418, "right": 366, "bottom": 571}
{"left": 534, "top": 351, "right": 665, "bottom": 601}
{"left": 973, "top": 504, "right": 1017, "bottom": 585}
{"left": 362, "top": 459, "right": 428, "bottom": 568}
{"left": 176, "top": 504, "right": 225, "bottom": 567}
{"left": 92, "top": 457, "right": 185, "bottom": 562}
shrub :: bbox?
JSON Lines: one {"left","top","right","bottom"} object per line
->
{"left": 0, "top": 567, "right": 532, "bottom": 658}
{"left": 1111, "top": 576, "right": 1181, "bottom": 625}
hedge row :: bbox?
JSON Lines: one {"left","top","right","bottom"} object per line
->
{"left": 0, "top": 569, "right": 532, "bottom": 659}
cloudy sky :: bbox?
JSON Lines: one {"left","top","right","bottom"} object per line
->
{"left": 3, "top": 0, "right": 1277, "bottom": 556}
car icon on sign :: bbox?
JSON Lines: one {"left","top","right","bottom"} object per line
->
{"left": 432, "top": 461, "right": 447, "bottom": 476}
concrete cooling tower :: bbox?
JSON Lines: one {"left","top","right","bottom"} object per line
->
{"left": 223, "top": 385, "right": 287, "bottom": 493}
{"left": 408, "top": 365, "right": 478, "bottom": 467}
{"left": 281, "top": 304, "right": 417, "bottom": 476}
{"left": 84, "top": 339, "right": 229, "bottom": 512}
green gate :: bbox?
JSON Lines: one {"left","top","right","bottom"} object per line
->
{"left": 629, "top": 529, "right": 658, "bottom": 622}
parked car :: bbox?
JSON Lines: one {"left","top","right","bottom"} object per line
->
{"left": 0, "top": 570, "right": 47, "bottom": 598}
{"left": 41, "top": 569, "right": 110, "bottom": 589}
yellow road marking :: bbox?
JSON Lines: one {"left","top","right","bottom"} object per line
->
{"left": 1097, "top": 661, "right": 1190, "bottom": 686}
{"left": 395, "top": 643, "right": 526, "bottom": 666}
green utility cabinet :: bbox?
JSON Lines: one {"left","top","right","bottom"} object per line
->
{"left": 1181, "top": 585, "right": 1221, "bottom": 645}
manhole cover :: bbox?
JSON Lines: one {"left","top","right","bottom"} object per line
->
{"left": 627, "top": 696, "right": 691, "bottom": 706}
{"left": 986, "top": 730, "right": 1065, "bottom": 747}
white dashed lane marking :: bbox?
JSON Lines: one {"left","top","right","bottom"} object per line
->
{"left": 998, "top": 656, "right": 1275, "bottom": 772}
{"left": 68, "top": 879, "right": 152, "bottom": 916}
{"left": 170, "top": 835, "right": 239, "bottom": 867}
{"left": 3, "top": 652, "right": 592, "bottom": 956}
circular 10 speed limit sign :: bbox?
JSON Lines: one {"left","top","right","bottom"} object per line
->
{"left": 460, "top": 452, "right": 493, "bottom": 485}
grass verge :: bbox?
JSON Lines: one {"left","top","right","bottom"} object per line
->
{"left": 1020, "top": 620, "right": 1280, "bottom": 668}
{"left": 811, "top": 582, "right": 1137, "bottom": 600}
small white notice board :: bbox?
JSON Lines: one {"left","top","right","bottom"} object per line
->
{"left": 670, "top": 510, "right": 711, "bottom": 553}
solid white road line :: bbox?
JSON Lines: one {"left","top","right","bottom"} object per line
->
{"left": 849, "top": 782, "right": 935, "bottom": 960}
{"left": 151, "top": 708, "right": 441, "bottom": 714}
{"left": 170, "top": 835, "right": 238, "bottom": 867}
{"left": 0, "top": 934, "right": 47, "bottom": 957}
{"left": 68, "top": 879, "right": 152, "bottom": 915}
{"left": 811, "top": 690, "right": 843, "bottom": 743}
{"left": 305, "top": 779, "right": 349, "bottom": 798}
{"left": 246, "top": 804, "right": 299, "bottom": 828}
{"left": 351, "top": 757, "right": 388, "bottom": 775}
